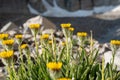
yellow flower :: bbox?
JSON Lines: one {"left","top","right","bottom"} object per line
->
{"left": 47, "top": 62, "right": 62, "bottom": 70}
{"left": 61, "top": 23, "right": 71, "bottom": 28}
{"left": 29, "top": 24, "right": 40, "bottom": 29}
{"left": 0, "top": 50, "right": 14, "bottom": 58}
{"left": 68, "top": 27, "right": 74, "bottom": 31}
{"left": 110, "top": 40, "right": 120, "bottom": 45}
{"left": 15, "top": 34, "right": 23, "bottom": 39}
{"left": 77, "top": 32, "right": 87, "bottom": 37}
{"left": 41, "top": 34, "right": 49, "bottom": 39}
{"left": 20, "top": 44, "right": 28, "bottom": 49}
{"left": 61, "top": 42, "right": 66, "bottom": 46}
{"left": 57, "top": 78, "right": 71, "bottom": 80}
{"left": 0, "top": 33, "right": 9, "bottom": 39}
{"left": 48, "top": 40, "right": 52, "bottom": 44}
{"left": 2, "top": 39, "right": 14, "bottom": 45}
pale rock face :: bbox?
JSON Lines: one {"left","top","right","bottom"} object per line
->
{"left": 23, "top": 15, "right": 56, "bottom": 34}
{"left": 104, "top": 49, "right": 120, "bottom": 71}
{"left": 0, "top": 22, "right": 18, "bottom": 33}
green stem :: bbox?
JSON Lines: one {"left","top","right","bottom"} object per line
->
{"left": 18, "top": 45, "right": 26, "bottom": 79}
{"left": 34, "top": 35, "right": 39, "bottom": 56}
{"left": 102, "top": 55, "right": 105, "bottom": 80}
{"left": 51, "top": 33, "right": 56, "bottom": 61}
{"left": 66, "top": 37, "right": 69, "bottom": 63}
{"left": 6, "top": 65, "right": 13, "bottom": 80}
{"left": 90, "top": 30, "right": 93, "bottom": 54}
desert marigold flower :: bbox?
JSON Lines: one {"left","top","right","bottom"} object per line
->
{"left": 15, "top": 34, "right": 23, "bottom": 39}
{"left": 57, "top": 78, "right": 71, "bottom": 80}
{"left": 20, "top": 44, "right": 28, "bottom": 49}
{"left": 0, "top": 50, "right": 14, "bottom": 58}
{"left": 48, "top": 40, "right": 52, "bottom": 44}
{"left": 47, "top": 62, "right": 62, "bottom": 70}
{"left": 61, "top": 23, "right": 71, "bottom": 28}
{"left": 77, "top": 32, "right": 87, "bottom": 37}
{"left": 61, "top": 42, "right": 66, "bottom": 46}
{"left": 29, "top": 24, "right": 40, "bottom": 29}
{"left": 110, "top": 40, "right": 120, "bottom": 45}
{"left": 0, "top": 33, "right": 9, "bottom": 39}
{"left": 41, "top": 34, "right": 49, "bottom": 39}
{"left": 2, "top": 39, "right": 14, "bottom": 45}
{"left": 68, "top": 27, "right": 74, "bottom": 31}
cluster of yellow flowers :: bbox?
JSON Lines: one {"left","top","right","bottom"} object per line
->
{"left": 29, "top": 24, "right": 40, "bottom": 29}
{"left": 40, "top": 34, "right": 49, "bottom": 39}
{"left": 61, "top": 23, "right": 71, "bottom": 28}
{"left": 47, "top": 62, "right": 62, "bottom": 70}
{"left": 0, "top": 33, "right": 9, "bottom": 39}
{"left": 15, "top": 34, "right": 23, "bottom": 39}
{"left": 110, "top": 40, "right": 120, "bottom": 45}
{"left": 77, "top": 32, "right": 87, "bottom": 37}
{"left": 0, "top": 50, "right": 14, "bottom": 58}
{"left": 2, "top": 39, "right": 14, "bottom": 45}
{"left": 61, "top": 23, "right": 75, "bottom": 32}
{"left": 57, "top": 78, "right": 71, "bottom": 80}
{"left": 20, "top": 44, "right": 28, "bottom": 49}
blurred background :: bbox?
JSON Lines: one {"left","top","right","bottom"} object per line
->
{"left": 0, "top": 0, "right": 120, "bottom": 42}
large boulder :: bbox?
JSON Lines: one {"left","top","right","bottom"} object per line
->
{"left": 57, "top": 0, "right": 80, "bottom": 11}
{"left": 110, "top": 0, "right": 120, "bottom": 5}
{"left": 81, "top": 0, "right": 93, "bottom": 10}
{"left": 23, "top": 15, "right": 56, "bottom": 34}
{"left": 104, "top": 48, "right": 120, "bottom": 71}
{"left": 0, "top": 22, "right": 18, "bottom": 32}
{"left": 29, "top": 0, "right": 47, "bottom": 13}
{"left": 93, "top": 0, "right": 105, "bottom": 6}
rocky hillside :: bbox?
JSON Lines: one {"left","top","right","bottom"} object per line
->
{"left": 0, "top": 0, "right": 120, "bottom": 14}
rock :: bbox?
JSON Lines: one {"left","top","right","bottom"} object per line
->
{"left": 56, "top": 0, "right": 65, "bottom": 10}
{"left": 46, "top": 0, "right": 54, "bottom": 6}
{"left": 0, "top": 59, "right": 5, "bottom": 67}
{"left": 68, "top": 0, "right": 80, "bottom": 11}
{"left": 104, "top": 0, "right": 111, "bottom": 6}
{"left": 23, "top": 15, "right": 56, "bottom": 34}
{"left": 23, "top": 34, "right": 32, "bottom": 39}
{"left": 0, "top": 67, "right": 6, "bottom": 80}
{"left": 7, "top": 30, "right": 17, "bottom": 37}
{"left": 0, "top": 0, "right": 29, "bottom": 14}
{"left": 99, "top": 26, "right": 120, "bottom": 42}
{"left": 0, "top": 22, "right": 18, "bottom": 33}
{"left": 29, "top": 0, "right": 47, "bottom": 13}
{"left": 94, "top": 0, "right": 104, "bottom": 6}
{"left": 54, "top": 30, "right": 64, "bottom": 38}
{"left": 81, "top": 0, "right": 93, "bottom": 10}
{"left": 70, "top": 0, "right": 81, "bottom": 11}
{"left": 104, "top": 49, "right": 120, "bottom": 71}
{"left": 110, "top": 0, "right": 120, "bottom": 5}
{"left": 57, "top": 0, "right": 80, "bottom": 11}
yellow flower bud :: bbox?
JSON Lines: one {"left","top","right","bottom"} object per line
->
{"left": 47, "top": 62, "right": 62, "bottom": 70}
{"left": 41, "top": 34, "right": 49, "bottom": 39}
{"left": 15, "top": 34, "right": 23, "bottom": 39}
{"left": 20, "top": 44, "right": 28, "bottom": 49}
{"left": 29, "top": 24, "right": 40, "bottom": 29}
{"left": 77, "top": 32, "right": 87, "bottom": 37}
